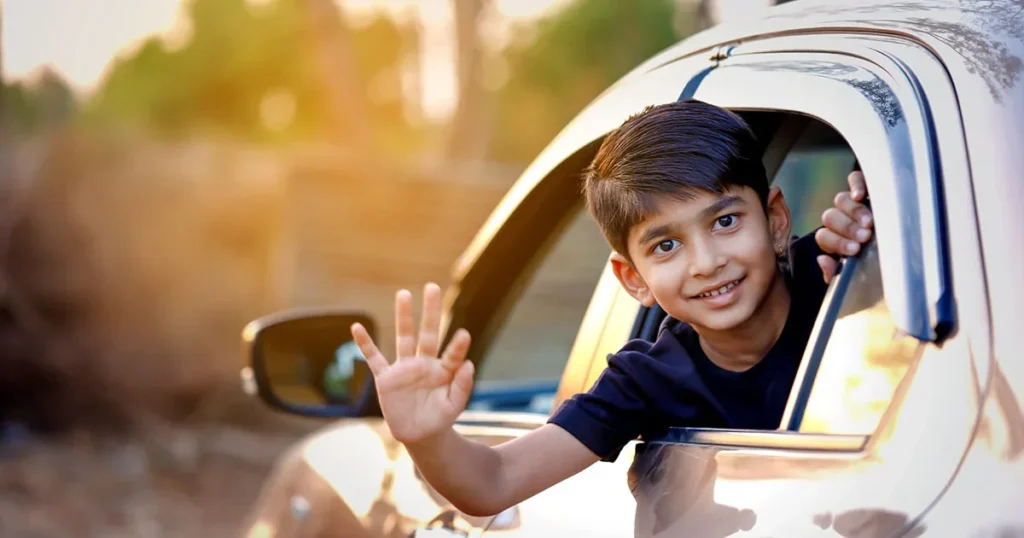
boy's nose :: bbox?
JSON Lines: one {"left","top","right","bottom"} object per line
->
{"left": 688, "top": 240, "right": 727, "bottom": 278}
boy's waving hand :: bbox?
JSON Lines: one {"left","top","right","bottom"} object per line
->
{"left": 350, "top": 283, "right": 599, "bottom": 517}
{"left": 351, "top": 283, "right": 475, "bottom": 445}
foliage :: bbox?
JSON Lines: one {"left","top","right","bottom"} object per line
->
{"left": 490, "top": 0, "right": 693, "bottom": 162}
{"left": 2, "top": 68, "right": 77, "bottom": 135}
{"left": 85, "top": 0, "right": 420, "bottom": 153}
{"left": 30, "top": 0, "right": 697, "bottom": 162}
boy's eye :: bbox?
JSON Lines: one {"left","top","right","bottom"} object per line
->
{"left": 712, "top": 214, "right": 738, "bottom": 231}
{"left": 654, "top": 239, "right": 681, "bottom": 254}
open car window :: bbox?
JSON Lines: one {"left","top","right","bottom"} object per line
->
{"left": 601, "top": 78, "right": 945, "bottom": 450}
{"left": 612, "top": 44, "right": 953, "bottom": 449}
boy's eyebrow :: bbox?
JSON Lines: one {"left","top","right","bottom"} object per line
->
{"left": 637, "top": 223, "right": 675, "bottom": 246}
{"left": 699, "top": 195, "right": 745, "bottom": 220}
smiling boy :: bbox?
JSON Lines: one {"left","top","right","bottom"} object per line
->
{"left": 351, "top": 100, "right": 875, "bottom": 517}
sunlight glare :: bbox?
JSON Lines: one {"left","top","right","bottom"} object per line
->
{"left": 302, "top": 423, "right": 391, "bottom": 519}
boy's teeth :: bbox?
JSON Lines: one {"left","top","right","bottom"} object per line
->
{"left": 700, "top": 280, "right": 737, "bottom": 298}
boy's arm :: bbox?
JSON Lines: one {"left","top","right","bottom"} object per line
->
{"left": 351, "top": 284, "right": 599, "bottom": 518}
{"left": 406, "top": 423, "right": 600, "bottom": 516}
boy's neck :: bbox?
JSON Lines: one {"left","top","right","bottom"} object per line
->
{"left": 696, "top": 271, "right": 791, "bottom": 372}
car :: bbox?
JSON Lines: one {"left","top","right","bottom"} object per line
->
{"left": 238, "top": 0, "right": 1024, "bottom": 536}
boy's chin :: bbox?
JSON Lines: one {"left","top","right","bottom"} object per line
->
{"left": 683, "top": 304, "right": 757, "bottom": 332}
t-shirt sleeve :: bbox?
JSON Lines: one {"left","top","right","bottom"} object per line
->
{"left": 547, "top": 339, "right": 655, "bottom": 462}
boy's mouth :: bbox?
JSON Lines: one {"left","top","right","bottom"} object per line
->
{"left": 692, "top": 277, "right": 744, "bottom": 300}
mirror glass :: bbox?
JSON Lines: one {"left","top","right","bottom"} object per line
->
{"left": 255, "top": 314, "right": 374, "bottom": 409}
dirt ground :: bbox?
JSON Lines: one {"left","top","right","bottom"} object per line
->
{"left": 0, "top": 422, "right": 313, "bottom": 538}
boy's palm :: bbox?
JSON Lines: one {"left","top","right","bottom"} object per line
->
{"left": 351, "top": 284, "right": 474, "bottom": 444}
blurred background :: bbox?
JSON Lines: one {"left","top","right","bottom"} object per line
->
{"left": 0, "top": 0, "right": 806, "bottom": 536}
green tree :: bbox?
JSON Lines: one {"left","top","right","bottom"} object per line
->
{"left": 490, "top": 0, "right": 691, "bottom": 162}
{"left": 1, "top": 69, "right": 77, "bottom": 136}
{"left": 87, "top": 0, "right": 420, "bottom": 154}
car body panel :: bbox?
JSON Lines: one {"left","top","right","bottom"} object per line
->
{"left": 914, "top": 364, "right": 1024, "bottom": 535}
{"left": 244, "top": 415, "right": 535, "bottom": 538}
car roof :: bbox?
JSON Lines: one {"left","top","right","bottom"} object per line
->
{"left": 626, "top": 0, "right": 1017, "bottom": 87}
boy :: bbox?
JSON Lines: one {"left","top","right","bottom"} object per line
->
{"left": 350, "top": 100, "right": 874, "bottom": 517}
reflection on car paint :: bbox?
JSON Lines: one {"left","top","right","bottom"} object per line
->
{"left": 746, "top": 60, "right": 905, "bottom": 127}
{"left": 763, "top": 0, "right": 1023, "bottom": 101}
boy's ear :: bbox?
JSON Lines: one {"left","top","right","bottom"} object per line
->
{"left": 766, "top": 186, "right": 792, "bottom": 250}
{"left": 610, "top": 252, "right": 657, "bottom": 307}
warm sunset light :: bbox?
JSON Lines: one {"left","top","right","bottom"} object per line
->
{"left": 2, "top": 0, "right": 573, "bottom": 120}
{"left": 6, "top": 1, "right": 1020, "bottom": 536}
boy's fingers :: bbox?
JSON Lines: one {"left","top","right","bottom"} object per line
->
{"left": 834, "top": 191, "right": 873, "bottom": 228}
{"left": 815, "top": 227, "right": 861, "bottom": 257}
{"left": 440, "top": 329, "right": 472, "bottom": 373}
{"left": 351, "top": 323, "right": 389, "bottom": 376}
{"left": 815, "top": 208, "right": 864, "bottom": 242}
{"left": 417, "top": 282, "right": 442, "bottom": 358}
{"left": 447, "top": 360, "right": 475, "bottom": 411}
{"left": 817, "top": 255, "right": 838, "bottom": 285}
{"left": 395, "top": 289, "right": 416, "bottom": 359}
{"left": 848, "top": 171, "right": 868, "bottom": 201}
{"left": 822, "top": 207, "right": 870, "bottom": 244}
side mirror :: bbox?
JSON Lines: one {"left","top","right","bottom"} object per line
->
{"left": 240, "top": 308, "right": 381, "bottom": 418}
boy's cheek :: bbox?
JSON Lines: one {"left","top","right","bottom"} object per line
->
{"left": 645, "top": 269, "right": 690, "bottom": 309}
{"left": 726, "top": 231, "right": 776, "bottom": 265}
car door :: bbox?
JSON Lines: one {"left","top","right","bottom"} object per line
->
{"left": 575, "top": 34, "right": 989, "bottom": 537}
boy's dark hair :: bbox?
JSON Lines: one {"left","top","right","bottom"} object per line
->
{"left": 583, "top": 99, "right": 768, "bottom": 258}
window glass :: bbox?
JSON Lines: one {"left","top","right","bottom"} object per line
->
{"left": 767, "top": 120, "right": 923, "bottom": 436}
{"left": 798, "top": 241, "right": 923, "bottom": 435}
{"left": 470, "top": 206, "right": 610, "bottom": 413}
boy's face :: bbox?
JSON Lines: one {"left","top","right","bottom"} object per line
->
{"left": 612, "top": 185, "right": 791, "bottom": 332}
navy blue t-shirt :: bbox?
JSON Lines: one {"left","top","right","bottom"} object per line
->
{"left": 548, "top": 233, "right": 829, "bottom": 460}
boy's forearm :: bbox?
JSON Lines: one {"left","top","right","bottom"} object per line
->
{"left": 406, "top": 427, "right": 510, "bottom": 516}
{"left": 405, "top": 423, "right": 601, "bottom": 517}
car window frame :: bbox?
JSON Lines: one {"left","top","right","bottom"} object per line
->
{"left": 691, "top": 46, "right": 950, "bottom": 441}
